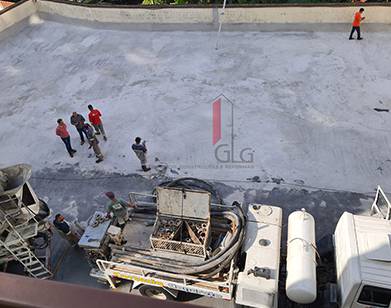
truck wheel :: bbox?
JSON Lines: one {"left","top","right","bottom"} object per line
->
{"left": 138, "top": 285, "right": 174, "bottom": 300}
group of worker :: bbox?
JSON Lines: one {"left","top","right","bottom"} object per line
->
{"left": 55, "top": 104, "right": 106, "bottom": 163}
{"left": 53, "top": 104, "right": 153, "bottom": 243}
{"left": 55, "top": 105, "right": 150, "bottom": 171}
{"left": 53, "top": 191, "right": 134, "bottom": 244}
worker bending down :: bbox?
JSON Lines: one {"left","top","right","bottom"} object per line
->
{"left": 105, "top": 192, "right": 136, "bottom": 227}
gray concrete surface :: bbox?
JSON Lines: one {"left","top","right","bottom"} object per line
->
{"left": 2, "top": 19, "right": 391, "bottom": 194}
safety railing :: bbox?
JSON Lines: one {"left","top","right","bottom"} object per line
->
{"left": 96, "top": 257, "right": 236, "bottom": 299}
{"left": 370, "top": 185, "right": 391, "bottom": 220}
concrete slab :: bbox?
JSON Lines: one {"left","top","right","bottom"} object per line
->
{"left": 2, "top": 19, "right": 391, "bottom": 194}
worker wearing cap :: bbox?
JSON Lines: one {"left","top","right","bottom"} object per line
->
{"left": 105, "top": 192, "right": 136, "bottom": 227}
{"left": 349, "top": 8, "right": 365, "bottom": 40}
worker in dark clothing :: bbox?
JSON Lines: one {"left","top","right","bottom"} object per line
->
{"left": 349, "top": 8, "right": 365, "bottom": 40}
{"left": 70, "top": 112, "right": 86, "bottom": 145}
{"left": 131, "top": 137, "right": 151, "bottom": 172}
{"left": 53, "top": 214, "right": 80, "bottom": 244}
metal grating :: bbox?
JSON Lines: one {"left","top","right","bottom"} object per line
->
{"left": 150, "top": 216, "right": 210, "bottom": 258}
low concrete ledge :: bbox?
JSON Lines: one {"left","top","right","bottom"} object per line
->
{"left": 0, "top": 0, "right": 36, "bottom": 32}
{"left": 36, "top": 0, "right": 391, "bottom": 26}
{"left": 2, "top": 0, "right": 391, "bottom": 33}
{"left": 37, "top": 0, "right": 215, "bottom": 23}
{"left": 222, "top": 6, "right": 391, "bottom": 24}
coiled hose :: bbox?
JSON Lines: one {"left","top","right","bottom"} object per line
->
{"left": 130, "top": 202, "right": 245, "bottom": 278}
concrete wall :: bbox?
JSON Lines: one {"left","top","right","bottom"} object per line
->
{"left": 37, "top": 1, "right": 214, "bottom": 24}
{"left": 222, "top": 6, "right": 391, "bottom": 24}
{"left": 0, "top": 0, "right": 36, "bottom": 33}
{"left": 0, "top": 0, "right": 390, "bottom": 32}
{"left": 36, "top": 0, "right": 391, "bottom": 26}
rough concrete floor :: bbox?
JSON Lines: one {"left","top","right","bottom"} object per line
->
{"left": 2, "top": 19, "right": 391, "bottom": 193}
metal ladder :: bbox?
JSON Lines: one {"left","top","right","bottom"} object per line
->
{"left": 0, "top": 215, "right": 52, "bottom": 279}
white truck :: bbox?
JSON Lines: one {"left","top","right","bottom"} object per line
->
{"left": 81, "top": 178, "right": 391, "bottom": 308}
{"left": 333, "top": 186, "right": 391, "bottom": 308}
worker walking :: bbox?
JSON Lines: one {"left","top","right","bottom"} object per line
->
{"left": 88, "top": 104, "right": 107, "bottom": 141}
{"left": 349, "top": 8, "right": 365, "bottom": 40}
{"left": 83, "top": 123, "right": 104, "bottom": 163}
{"left": 56, "top": 119, "right": 76, "bottom": 157}
{"left": 105, "top": 192, "right": 136, "bottom": 227}
{"left": 132, "top": 137, "right": 151, "bottom": 172}
{"left": 70, "top": 112, "right": 86, "bottom": 145}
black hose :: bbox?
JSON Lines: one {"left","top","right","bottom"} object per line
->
{"left": 121, "top": 179, "right": 245, "bottom": 278}
{"left": 126, "top": 202, "right": 245, "bottom": 278}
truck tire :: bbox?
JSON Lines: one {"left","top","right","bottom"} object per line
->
{"left": 138, "top": 285, "right": 175, "bottom": 301}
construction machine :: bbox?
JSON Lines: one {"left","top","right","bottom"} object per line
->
{"left": 80, "top": 178, "right": 280, "bottom": 306}
{"left": 81, "top": 178, "right": 391, "bottom": 308}
{"left": 0, "top": 164, "right": 52, "bottom": 279}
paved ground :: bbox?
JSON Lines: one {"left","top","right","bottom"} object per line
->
{"left": 2, "top": 18, "right": 391, "bottom": 193}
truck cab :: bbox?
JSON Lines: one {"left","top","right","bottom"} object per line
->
{"left": 334, "top": 186, "right": 391, "bottom": 308}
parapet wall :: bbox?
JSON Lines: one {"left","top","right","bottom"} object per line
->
{"left": 223, "top": 6, "right": 391, "bottom": 24}
{"left": 36, "top": 0, "right": 391, "bottom": 25}
{"left": 37, "top": 1, "right": 214, "bottom": 24}
{"left": 1, "top": 0, "right": 391, "bottom": 33}
{"left": 0, "top": 0, "right": 36, "bottom": 33}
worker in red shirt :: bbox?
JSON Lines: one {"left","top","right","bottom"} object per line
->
{"left": 88, "top": 104, "right": 107, "bottom": 141}
{"left": 55, "top": 119, "right": 77, "bottom": 157}
{"left": 349, "top": 8, "right": 365, "bottom": 40}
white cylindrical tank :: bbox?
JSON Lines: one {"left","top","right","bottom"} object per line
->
{"left": 286, "top": 208, "right": 317, "bottom": 304}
